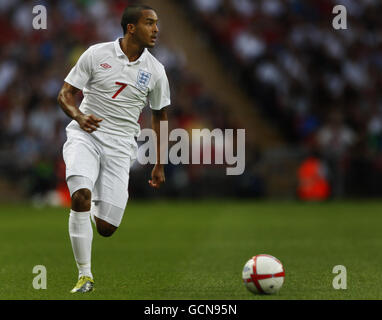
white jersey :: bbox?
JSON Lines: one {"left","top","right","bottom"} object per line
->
{"left": 64, "top": 38, "right": 171, "bottom": 142}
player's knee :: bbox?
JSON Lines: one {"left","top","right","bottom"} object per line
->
{"left": 71, "top": 189, "right": 91, "bottom": 211}
{"left": 95, "top": 218, "right": 117, "bottom": 237}
{"left": 97, "top": 228, "right": 116, "bottom": 237}
{"left": 97, "top": 225, "right": 117, "bottom": 237}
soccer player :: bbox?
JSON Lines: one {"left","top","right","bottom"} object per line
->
{"left": 57, "top": 4, "right": 170, "bottom": 293}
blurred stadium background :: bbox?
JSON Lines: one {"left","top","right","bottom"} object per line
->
{"left": 0, "top": 0, "right": 381, "bottom": 204}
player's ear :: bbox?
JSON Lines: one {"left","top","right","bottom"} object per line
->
{"left": 127, "top": 23, "right": 136, "bottom": 34}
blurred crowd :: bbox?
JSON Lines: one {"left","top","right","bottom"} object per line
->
{"left": 186, "top": 0, "right": 382, "bottom": 197}
{"left": 0, "top": 0, "right": 260, "bottom": 203}
{"left": 2, "top": 0, "right": 381, "bottom": 202}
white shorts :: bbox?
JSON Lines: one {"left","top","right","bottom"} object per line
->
{"left": 63, "top": 123, "right": 137, "bottom": 226}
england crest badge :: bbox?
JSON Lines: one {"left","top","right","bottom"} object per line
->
{"left": 137, "top": 70, "right": 152, "bottom": 89}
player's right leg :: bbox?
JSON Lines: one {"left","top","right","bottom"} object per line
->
{"left": 67, "top": 178, "right": 94, "bottom": 293}
{"left": 63, "top": 128, "right": 100, "bottom": 293}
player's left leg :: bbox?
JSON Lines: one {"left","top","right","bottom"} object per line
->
{"left": 95, "top": 216, "right": 117, "bottom": 237}
{"left": 91, "top": 154, "right": 132, "bottom": 236}
{"left": 92, "top": 201, "right": 124, "bottom": 236}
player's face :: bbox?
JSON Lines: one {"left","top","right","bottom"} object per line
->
{"left": 135, "top": 10, "right": 159, "bottom": 48}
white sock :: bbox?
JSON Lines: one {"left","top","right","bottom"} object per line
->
{"left": 69, "top": 210, "right": 93, "bottom": 279}
{"left": 90, "top": 202, "right": 96, "bottom": 226}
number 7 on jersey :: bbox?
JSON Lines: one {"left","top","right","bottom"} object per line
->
{"left": 112, "top": 82, "right": 128, "bottom": 99}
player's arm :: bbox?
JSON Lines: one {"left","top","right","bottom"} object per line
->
{"left": 57, "top": 82, "right": 102, "bottom": 133}
{"left": 149, "top": 107, "right": 168, "bottom": 189}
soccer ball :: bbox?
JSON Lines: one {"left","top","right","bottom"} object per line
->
{"left": 242, "top": 254, "right": 285, "bottom": 295}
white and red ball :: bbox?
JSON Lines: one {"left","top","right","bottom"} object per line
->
{"left": 242, "top": 254, "right": 285, "bottom": 294}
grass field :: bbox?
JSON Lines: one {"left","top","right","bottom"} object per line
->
{"left": 0, "top": 200, "right": 381, "bottom": 300}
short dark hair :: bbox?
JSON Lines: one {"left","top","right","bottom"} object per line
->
{"left": 121, "top": 4, "right": 155, "bottom": 35}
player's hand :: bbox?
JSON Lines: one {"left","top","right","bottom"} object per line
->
{"left": 76, "top": 113, "right": 103, "bottom": 133}
{"left": 149, "top": 164, "right": 165, "bottom": 189}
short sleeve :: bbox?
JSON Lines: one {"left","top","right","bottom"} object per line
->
{"left": 148, "top": 68, "right": 171, "bottom": 110}
{"left": 64, "top": 47, "right": 93, "bottom": 90}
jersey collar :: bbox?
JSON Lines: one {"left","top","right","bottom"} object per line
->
{"left": 114, "top": 38, "right": 148, "bottom": 65}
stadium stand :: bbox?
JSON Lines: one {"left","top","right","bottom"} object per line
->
{"left": 1, "top": 0, "right": 382, "bottom": 202}
{"left": 182, "top": 0, "right": 382, "bottom": 197}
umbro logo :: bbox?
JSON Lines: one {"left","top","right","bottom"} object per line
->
{"left": 100, "top": 63, "right": 112, "bottom": 69}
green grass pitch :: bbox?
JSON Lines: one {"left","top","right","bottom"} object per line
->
{"left": 0, "top": 200, "right": 381, "bottom": 300}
